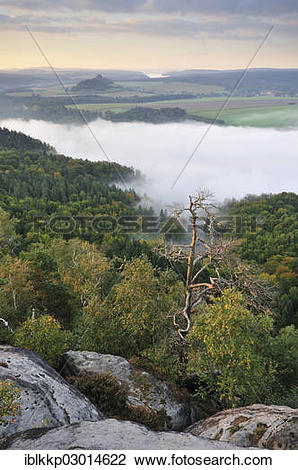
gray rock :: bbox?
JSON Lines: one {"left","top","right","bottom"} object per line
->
{"left": 63, "top": 350, "right": 205, "bottom": 430}
{"left": 0, "top": 345, "right": 102, "bottom": 438}
{"left": 187, "top": 404, "right": 298, "bottom": 449}
{"left": 0, "top": 419, "right": 245, "bottom": 450}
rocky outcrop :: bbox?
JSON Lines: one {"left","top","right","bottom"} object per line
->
{"left": 0, "top": 419, "right": 245, "bottom": 450}
{"left": 187, "top": 404, "right": 298, "bottom": 449}
{"left": 0, "top": 346, "right": 102, "bottom": 438}
{"left": 62, "top": 351, "right": 205, "bottom": 430}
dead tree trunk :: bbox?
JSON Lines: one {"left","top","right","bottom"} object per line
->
{"left": 165, "top": 191, "right": 231, "bottom": 339}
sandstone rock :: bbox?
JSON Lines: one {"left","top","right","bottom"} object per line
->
{"left": 0, "top": 346, "right": 102, "bottom": 438}
{"left": 187, "top": 404, "right": 298, "bottom": 449}
{"left": 62, "top": 350, "right": 205, "bottom": 430}
{"left": 0, "top": 419, "right": 245, "bottom": 450}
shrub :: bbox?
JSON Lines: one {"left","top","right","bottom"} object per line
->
{"left": 78, "top": 256, "right": 183, "bottom": 359}
{"left": 68, "top": 371, "right": 127, "bottom": 416}
{"left": 281, "top": 385, "right": 298, "bottom": 408}
{"left": 187, "top": 289, "right": 277, "bottom": 407}
{"left": 271, "top": 325, "right": 298, "bottom": 388}
{"left": 0, "top": 322, "right": 13, "bottom": 345}
{"left": 128, "top": 405, "right": 170, "bottom": 431}
{"left": 130, "top": 335, "right": 183, "bottom": 383}
{"left": 14, "top": 315, "right": 72, "bottom": 368}
{"left": 68, "top": 371, "right": 170, "bottom": 431}
{"left": 0, "top": 380, "right": 20, "bottom": 424}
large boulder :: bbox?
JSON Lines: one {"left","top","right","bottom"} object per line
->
{"left": 0, "top": 419, "right": 245, "bottom": 450}
{"left": 0, "top": 345, "right": 102, "bottom": 438}
{"left": 62, "top": 350, "right": 205, "bottom": 430}
{"left": 187, "top": 404, "right": 298, "bottom": 449}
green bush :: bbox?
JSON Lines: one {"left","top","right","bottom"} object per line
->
{"left": 271, "top": 325, "right": 298, "bottom": 395}
{"left": 78, "top": 256, "right": 183, "bottom": 359}
{"left": 130, "top": 336, "right": 183, "bottom": 384}
{"left": 0, "top": 322, "right": 13, "bottom": 345}
{"left": 68, "top": 371, "right": 127, "bottom": 416}
{"left": 277, "top": 385, "right": 298, "bottom": 409}
{"left": 187, "top": 289, "right": 277, "bottom": 407}
{"left": 68, "top": 371, "right": 170, "bottom": 431}
{"left": 14, "top": 315, "right": 72, "bottom": 368}
{"left": 0, "top": 380, "right": 20, "bottom": 424}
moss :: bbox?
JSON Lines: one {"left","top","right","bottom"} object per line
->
{"left": 229, "top": 424, "right": 241, "bottom": 435}
{"left": 249, "top": 423, "right": 268, "bottom": 446}
{"left": 129, "top": 356, "right": 176, "bottom": 383}
{"left": 131, "top": 370, "right": 153, "bottom": 404}
{"left": 67, "top": 371, "right": 171, "bottom": 431}
{"left": 67, "top": 372, "right": 128, "bottom": 416}
{"left": 129, "top": 405, "right": 171, "bottom": 431}
{"left": 0, "top": 380, "right": 21, "bottom": 424}
{"left": 232, "top": 416, "right": 249, "bottom": 426}
{"left": 215, "top": 428, "right": 223, "bottom": 440}
{"left": 229, "top": 415, "right": 249, "bottom": 435}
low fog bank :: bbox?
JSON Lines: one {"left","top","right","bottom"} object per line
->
{"left": 1, "top": 118, "right": 297, "bottom": 206}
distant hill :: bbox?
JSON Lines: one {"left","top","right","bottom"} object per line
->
{"left": 72, "top": 74, "right": 115, "bottom": 92}
{"left": 166, "top": 68, "right": 298, "bottom": 95}
{"left": 0, "top": 69, "right": 148, "bottom": 92}
{"left": 0, "top": 127, "right": 55, "bottom": 153}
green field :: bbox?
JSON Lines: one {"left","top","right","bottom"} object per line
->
{"left": 9, "top": 75, "right": 298, "bottom": 128}
{"left": 67, "top": 96, "right": 298, "bottom": 128}
{"left": 114, "top": 80, "right": 224, "bottom": 94}
{"left": 192, "top": 105, "right": 298, "bottom": 127}
{"left": 7, "top": 80, "right": 223, "bottom": 98}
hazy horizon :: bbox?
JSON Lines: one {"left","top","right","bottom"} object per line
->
{"left": 2, "top": 66, "right": 298, "bottom": 72}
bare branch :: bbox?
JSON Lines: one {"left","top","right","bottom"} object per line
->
{"left": 0, "top": 318, "right": 13, "bottom": 333}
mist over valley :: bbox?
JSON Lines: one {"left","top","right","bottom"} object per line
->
{"left": 1, "top": 118, "right": 297, "bottom": 206}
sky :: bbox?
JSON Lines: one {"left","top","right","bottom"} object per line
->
{"left": 0, "top": 0, "right": 298, "bottom": 70}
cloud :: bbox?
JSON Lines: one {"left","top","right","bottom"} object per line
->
{"left": 2, "top": 0, "right": 298, "bottom": 16}
{"left": 0, "top": 1, "right": 297, "bottom": 42}
{"left": 1, "top": 0, "right": 147, "bottom": 13}
{"left": 149, "top": 0, "right": 298, "bottom": 17}
{"left": 0, "top": 12, "right": 107, "bottom": 33}
{"left": 0, "top": 12, "right": 289, "bottom": 40}
{"left": 107, "top": 18, "right": 227, "bottom": 37}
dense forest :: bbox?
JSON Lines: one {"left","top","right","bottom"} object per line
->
{"left": 0, "top": 127, "right": 297, "bottom": 427}
{"left": 105, "top": 106, "right": 188, "bottom": 123}
{"left": 104, "top": 107, "right": 221, "bottom": 124}
{"left": 0, "top": 96, "right": 99, "bottom": 124}
{"left": 0, "top": 128, "right": 146, "bottom": 245}
{"left": 0, "top": 127, "right": 54, "bottom": 153}
{"left": 227, "top": 193, "right": 298, "bottom": 330}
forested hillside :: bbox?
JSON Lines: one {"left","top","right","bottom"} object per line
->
{"left": 0, "top": 127, "right": 54, "bottom": 153}
{"left": 227, "top": 193, "right": 298, "bottom": 330}
{"left": 227, "top": 192, "right": 297, "bottom": 263}
{"left": 0, "top": 128, "right": 144, "bottom": 244}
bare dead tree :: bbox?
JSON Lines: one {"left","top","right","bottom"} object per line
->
{"left": 218, "top": 261, "right": 275, "bottom": 314}
{"left": 0, "top": 318, "right": 13, "bottom": 333}
{"left": 155, "top": 190, "right": 274, "bottom": 339}
{"left": 155, "top": 191, "right": 231, "bottom": 338}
